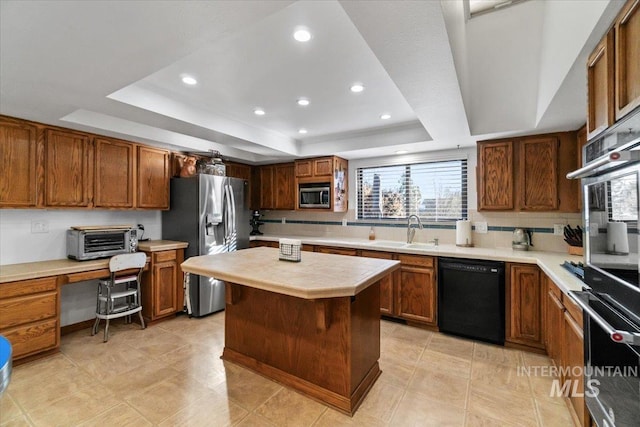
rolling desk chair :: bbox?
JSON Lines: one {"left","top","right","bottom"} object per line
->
{"left": 92, "top": 252, "right": 146, "bottom": 342}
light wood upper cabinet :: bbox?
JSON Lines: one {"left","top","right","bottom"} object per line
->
{"left": 137, "top": 145, "right": 169, "bottom": 209}
{"left": 295, "top": 157, "right": 333, "bottom": 178}
{"left": 587, "top": 30, "right": 615, "bottom": 140}
{"left": 615, "top": 0, "right": 640, "bottom": 120}
{"left": 477, "top": 141, "right": 514, "bottom": 210}
{"left": 0, "top": 118, "right": 38, "bottom": 207}
{"left": 44, "top": 129, "right": 93, "bottom": 207}
{"left": 294, "top": 156, "right": 348, "bottom": 212}
{"left": 274, "top": 163, "right": 296, "bottom": 210}
{"left": 258, "top": 162, "right": 295, "bottom": 210}
{"left": 94, "top": 137, "right": 135, "bottom": 208}
{"left": 518, "top": 137, "right": 558, "bottom": 211}
{"left": 478, "top": 133, "right": 578, "bottom": 212}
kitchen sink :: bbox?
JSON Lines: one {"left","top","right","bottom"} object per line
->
{"left": 366, "top": 241, "right": 407, "bottom": 248}
{"left": 404, "top": 243, "right": 437, "bottom": 249}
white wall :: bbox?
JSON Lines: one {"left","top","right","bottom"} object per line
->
{"left": 0, "top": 209, "right": 162, "bottom": 326}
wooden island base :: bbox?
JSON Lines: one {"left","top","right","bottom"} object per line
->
{"left": 222, "top": 281, "right": 382, "bottom": 415}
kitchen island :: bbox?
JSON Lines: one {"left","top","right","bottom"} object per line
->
{"left": 181, "top": 246, "right": 400, "bottom": 415}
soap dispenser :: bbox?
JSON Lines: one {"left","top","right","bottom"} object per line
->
{"left": 369, "top": 227, "right": 376, "bottom": 240}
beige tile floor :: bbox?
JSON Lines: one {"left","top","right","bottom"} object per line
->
{"left": 0, "top": 313, "right": 575, "bottom": 426}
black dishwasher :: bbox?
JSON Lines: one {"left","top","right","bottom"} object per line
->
{"left": 438, "top": 257, "right": 505, "bottom": 345}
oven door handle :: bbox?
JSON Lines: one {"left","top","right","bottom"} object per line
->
{"left": 569, "top": 291, "right": 640, "bottom": 346}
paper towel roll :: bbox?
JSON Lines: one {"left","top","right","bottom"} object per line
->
{"left": 456, "top": 220, "right": 473, "bottom": 247}
{"left": 607, "top": 222, "right": 629, "bottom": 254}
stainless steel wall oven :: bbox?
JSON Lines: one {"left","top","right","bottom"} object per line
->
{"left": 568, "top": 109, "right": 640, "bottom": 427}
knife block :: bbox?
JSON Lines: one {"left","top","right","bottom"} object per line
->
{"left": 568, "top": 246, "right": 583, "bottom": 256}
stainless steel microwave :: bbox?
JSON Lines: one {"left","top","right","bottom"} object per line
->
{"left": 67, "top": 226, "right": 138, "bottom": 261}
{"left": 299, "top": 183, "right": 330, "bottom": 209}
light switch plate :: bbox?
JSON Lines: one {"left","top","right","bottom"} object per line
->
{"left": 553, "top": 224, "right": 564, "bottom": 236}
{"left": 474, "top": 222, "right": 488, "bottom": 234}
{"left": 31, "top": 220, "right": 49, "bottom": 233}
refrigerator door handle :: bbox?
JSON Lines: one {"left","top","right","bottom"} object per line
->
{"left": 223, "top": 184, "right": 232, "bottom": 243}
{"left": 228, "top": 184, "right": 237, "bottom": 235}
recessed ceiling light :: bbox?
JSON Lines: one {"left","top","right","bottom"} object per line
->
{"left": 254, "top": 108, "right": 265, "bottom": 116}
{"left": 350, "top": 83, "right": 364, "bottom": 93}
{"left": 293, "top": 29, "right": 311, "bottom": 42}
{"left": 298, "top": 129, "right": 308, "bottom": 134}
{"left": 395, "top": 150, "right": 409, "bottom": 155}
{"left": 297, "top": 98, "right": 310, "bottom": 106}
{"left": 181, "top": 75, "right": 197, "bottom": 85}
{"left": 380, "top": 114, "right": 391, "bottom": 120}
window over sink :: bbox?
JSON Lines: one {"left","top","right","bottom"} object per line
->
{"left": 356, "top": 159, "right": 468, "bottom": 221}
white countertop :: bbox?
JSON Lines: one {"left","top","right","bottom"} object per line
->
{"left": 251, "top": 235, "right": 587, "bottom": 296}
{"left": 182, "top": 247, "right": 400, "bottom": 299}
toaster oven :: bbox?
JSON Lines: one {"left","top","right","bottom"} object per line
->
{"left": 67, "top": 226, "right": 138, "bottom": 261}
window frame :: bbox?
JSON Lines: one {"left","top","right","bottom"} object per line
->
{"left": 355, "top": 157, "right": 469, "bottom": 222}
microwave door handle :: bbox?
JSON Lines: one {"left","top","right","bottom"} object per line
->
{"left": 569, "top": 291, "right": 640, "bottom": 345}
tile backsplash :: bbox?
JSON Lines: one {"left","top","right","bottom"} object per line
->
{"left": 258, "top": 209, "right": 583, "bottom": 253}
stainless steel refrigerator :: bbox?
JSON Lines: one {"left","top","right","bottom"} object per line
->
{"left": 162, "top": 174, "right": 250, "bottom": 317}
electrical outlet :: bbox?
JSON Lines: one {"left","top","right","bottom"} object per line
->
{"left": 281, "top": 217, "right": 286, "bottom": 224}
{"left": 31, "top": 220, "right": 49, "bottom": 233}
{"left": 342, "top": 218, "right": 348, "bottom": 226}
{"left": 473, "top": 221, "right": 488, "bottom": 234}
{"left": 590, "top": 223, "right": 599, "bottom": 236}
{"left": 554, "top": 224, "right": 565, "bottom": 236}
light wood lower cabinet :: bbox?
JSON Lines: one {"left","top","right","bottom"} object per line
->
{"left": 0, "top": 277, "right": 60, "bottom": 360}
{"left": 360, "top": 250, "right": 396, "bottom": 315}
{"left": 546, "top": 277, "right": 589, "bottom": 427}
{"left": 506, "top": 263, "right": 545, "bottom": 350}
{"left": 141, "top": 249, "right": 185, "bottom": 322}
{"left": 359, "top": 250, "right": 437, "bottom": 324}
{"left": 396, "top": 254, "right": 436, "bottom": 325}
{"left": 315, "top": 246, "right": 357, "bottom": 256}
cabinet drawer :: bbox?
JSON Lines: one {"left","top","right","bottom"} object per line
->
{"left": 316, "top": 246, "right": 357, "bottom": 256}
{"left": 3, "top": 318, "right": 59, "bottom": 359}
{"left": 360, "top": 250, "right": 394, "bottom": 260}
{"left": 154, "top": 250, "right": 177, "bottom": 263}
{"left": 563, "top": 293, "right": 583, "bottom": 325}
{"left": 0, "top": 291, "right": 58, "bottom": 328}
{"left": 398, "top": 254, "right": 434, "bottom": 268}
{"left": 547, "top": 277, "right": 563, "bottom": 301}
{"left": 0, "top": 277, "right": 57, "bottom": 299}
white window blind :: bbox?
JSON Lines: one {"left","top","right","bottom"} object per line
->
{"left": 357, "top": 159, "right": 468, "bottom": 221}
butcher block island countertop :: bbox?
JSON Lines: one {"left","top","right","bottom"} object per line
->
{"left": 181, "top": 247, "right": 400, "bottom": 416}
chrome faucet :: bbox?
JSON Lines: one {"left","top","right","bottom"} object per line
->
{"left": 406, "top": 215, "right": 423, "bottom": 243}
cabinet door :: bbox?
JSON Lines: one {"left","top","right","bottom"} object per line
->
{"left": 44, "top": 129, "right": 92, "bottom": 207}
{"left": 259, "top": 165, "right": 275, "bottom": 209}
{"left": 587, "top": 30, "right": 615, "bottom": 139}
{"left": 153, "top": 260, "right": 179, "bottom": 318}
{"left": 615, "top": 0, "right": 640, "bottom": 120}
{"left": 94, "top": 138, "right": 134, "bottom": 208}
{"left": 0, "top": 119, "right": 38, "bottom": 207}
{"left": 546, "top": 287, "right": 564, "bottom": 369}
{"left": 137, "top": 146, "right": 169, "bottom": 209}
{"left": 563, "top": 311, "right": 589, "bottom": 427}
{"left": 314, "top": 158, "right": 333, "bottom": 177}
{"left": 507, "top": 264, "right": 545, "bottom": 348}
{"left": 295, "top": 160, "right": 313, "bottom": 178}
{"left": 519, "top": 137, "right": 558, "bottom": 211}
{"left": 274, "top": 163, "right": 295, "bottom": 210}
{"left": 478, "top": 141, "right": 513, "bottom": 210}
{"left": 397, "top": 266, "right": 436, "bottom": 325}
{"left": 315, "top": 246, "right": 357, "bottom": 256}
{"left": 576, "top": 125, "right": 587, "bottom": 211}
{"left": 361, "top": 250, "right": 395, "bottom": 315}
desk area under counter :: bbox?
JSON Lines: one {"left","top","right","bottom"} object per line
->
{"left": 0, "top": 240, "right": 187, "bottom": 363}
